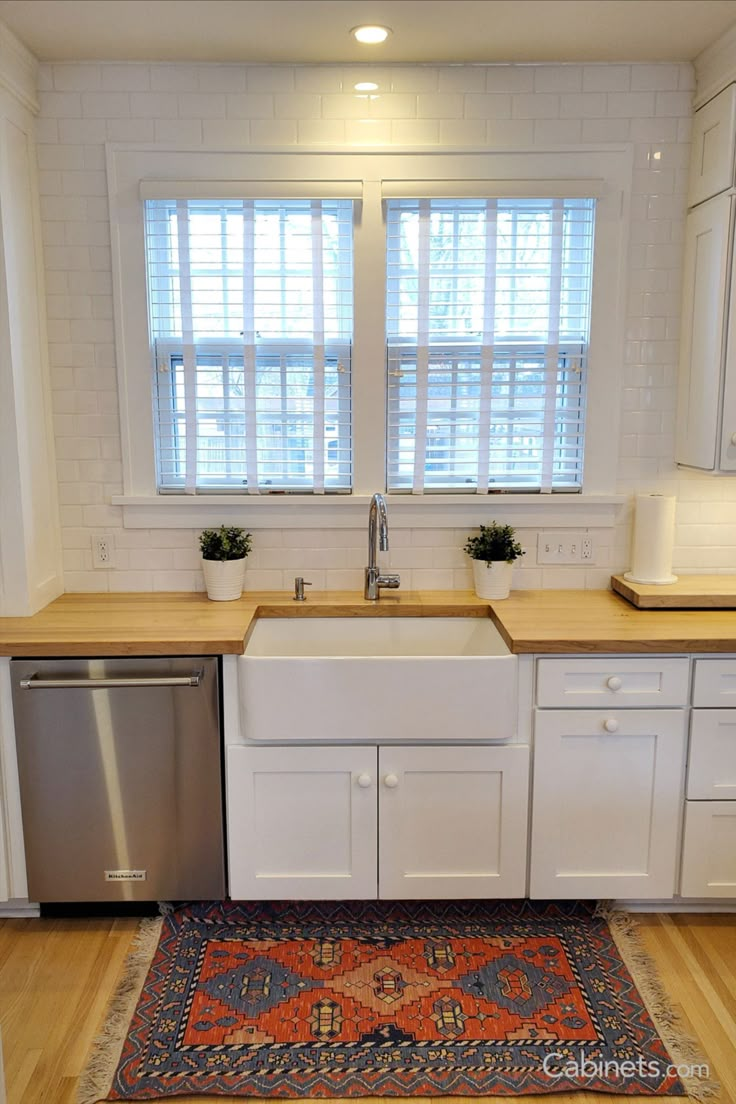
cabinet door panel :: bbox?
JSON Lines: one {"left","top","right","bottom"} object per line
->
{"left": 378, "top": 745, "right": 529, "bottom": 900}
{"left": 687, "top": 710, "right": 736, "bottom": 799}
{"left": 227, "top": 746, "right": 377, "bottom": 900}
{"left": 688, "top": 84, "right": 736, "bottom": 207}
{"left": 676, "top": 194, "right": 733, "bottom": 470}
{"left": 720, "top": 221, "right": 736, "bottom": 468}
{"left": 681, "top": 801, "right": 736, "bottom": 898}
{"left": 530, "top": 710, "right": 686, "bottom": 899}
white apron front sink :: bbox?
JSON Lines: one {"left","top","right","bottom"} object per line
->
{"left": 239, "top": 616, "right": 518, "bottom": 743}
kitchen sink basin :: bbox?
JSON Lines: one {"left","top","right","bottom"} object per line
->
{"left": 239, "top": 616, "right": 518, "bottom": 743}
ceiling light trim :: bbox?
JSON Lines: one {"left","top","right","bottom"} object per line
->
{"left": 350, "top": 24, "right": 392, "bottom": 45}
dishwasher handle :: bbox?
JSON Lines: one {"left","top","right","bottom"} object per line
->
{"left": 19, "top": 671, "right": 203, "bottom": 690}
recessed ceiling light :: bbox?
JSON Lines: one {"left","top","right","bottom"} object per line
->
{"left": 351, "top": 24, "right": 392, "bottom": 44}
{"left": 354, "top": 81, "right": 379, "bottom": 92}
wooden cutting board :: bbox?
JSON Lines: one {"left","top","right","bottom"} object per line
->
{"left": 611, "top": 573, "right": 736, "bottom": 609}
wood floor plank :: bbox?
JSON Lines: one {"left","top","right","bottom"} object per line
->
{"left": 0, "top": 912, "right": 732, "bottom": 1104}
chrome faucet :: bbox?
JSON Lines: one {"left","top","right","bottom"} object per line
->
{"left": 364, "top": 493, "right": 401, "bottom": 601}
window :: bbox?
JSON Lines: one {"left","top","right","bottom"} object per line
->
{"left": 385, "top": 197, "right": 596, "bottom": 493}
{"left": 109, "top": 149, "right": 628, "bottom": 520}
{"left": 144, "top": 197, "right": 353, "bottom": 493}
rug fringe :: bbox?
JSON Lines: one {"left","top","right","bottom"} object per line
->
{"left": 596, "top": 903, "right": 721, "bottom": 1102}
{"left": 76, "top": 916, "right": 163, "bottom": 1104}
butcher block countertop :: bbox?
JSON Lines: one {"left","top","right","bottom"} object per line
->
{"left": 2, "top": 588, "right": 736, "bottom": 656}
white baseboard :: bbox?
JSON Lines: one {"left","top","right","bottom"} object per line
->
{"left": 0, "top": 898, "right": 39, "bottom": 918}
{"left": 611, "top": 899, "right": 736, "bottom": 913}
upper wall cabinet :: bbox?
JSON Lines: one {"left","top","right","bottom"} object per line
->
{"left": 676, "top": 193, "right": 736, "bottom": 471}
{"left": 677, "top": 83, "right": 736, "bottom": 473}
{"left": 688, "top": 84, "right": 736, "bottom": 208}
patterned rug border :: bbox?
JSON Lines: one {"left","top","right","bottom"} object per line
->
{"left": 77, "top": 903, "right": 720, "bottom": 1104}
{"left": 595, "top": 905, "right": 720, "bottom": 1103}
{"left": 78, "top": 915, "right": 163, "bottom": 1104}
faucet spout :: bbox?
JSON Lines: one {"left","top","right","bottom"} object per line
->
{"left": 365, "top": 493, "right": 401, "bottom": 601}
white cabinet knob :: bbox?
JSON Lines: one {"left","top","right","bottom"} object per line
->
{"left": 603, "top": 718, "right": 619, "bottom": 733}
{"left": 731, "top": 433, "right": 736, "bottom": 446}
{"left": 383, "top": 773, "right": 399, "bottom": 788}
{"left": 606, "top": 675, "right": 623, "bottom": 691}
{"left": 356, "top": 773, "right": 372, "bottom": 788}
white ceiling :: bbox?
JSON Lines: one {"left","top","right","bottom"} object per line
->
{"left": 1, "top": 0, "right": 736, "bottom": 64}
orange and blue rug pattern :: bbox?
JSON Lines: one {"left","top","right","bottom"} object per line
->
{"left": 108, "top": 900, "right": 685, "bottom": 1098}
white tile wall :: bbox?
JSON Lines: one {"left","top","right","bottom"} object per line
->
{"left": 35, "top": 59, "right": 736, "bottom": 593}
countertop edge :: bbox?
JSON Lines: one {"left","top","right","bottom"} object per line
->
{"left": 3, "top": 589, "right": 736, "bottom": 656}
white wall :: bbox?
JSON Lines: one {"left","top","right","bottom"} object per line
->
{"left": 0, "top": 24, "right": 62, "bottom": 615}
{"left": 35, "top": 58, "right": 736, "bottom": 593}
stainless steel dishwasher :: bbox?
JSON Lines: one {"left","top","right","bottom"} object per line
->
{"left": 10, "top": 656, "right": 225, "bottom": 903}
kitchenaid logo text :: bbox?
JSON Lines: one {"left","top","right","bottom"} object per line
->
{"left": 542, "top": 1051, "right": 710, "bottom": 1082}
{"left": 104, "top": 870, "right": 147, "bottom": 881}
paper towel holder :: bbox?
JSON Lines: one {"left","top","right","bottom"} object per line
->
{"left": 624, "top": 492, "right": 678, "bottom": 586}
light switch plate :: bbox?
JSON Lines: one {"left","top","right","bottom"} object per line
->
{"left": 537, "top": 531, "right": 595, "bottom": 565}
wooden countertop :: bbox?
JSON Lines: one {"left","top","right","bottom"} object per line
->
{"left": 2, "top": 588, "right": 736, "bottom": 656}
{"left": 0, "top": 591, "right": 489, "bottom": 657}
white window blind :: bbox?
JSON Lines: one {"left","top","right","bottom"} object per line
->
{"left": 144, "top": 198, "right": 353, "bottom": 493}
{"left": 386, "top": 197, "right": 596, "bottom": 493}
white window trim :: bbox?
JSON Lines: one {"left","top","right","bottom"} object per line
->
{"left": 107, "top": 145, "right": 632, "bottom": 529}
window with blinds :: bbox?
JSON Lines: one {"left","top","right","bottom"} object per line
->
{"left": 144, "top": 198, "right": 353, "bottom": 493}
{"left": 385, "top": 197, "right": 596, "bottom": 493}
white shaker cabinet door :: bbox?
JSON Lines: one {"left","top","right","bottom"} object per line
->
{"left": 227, "top": 745, "right": 378, "bottom": 900}
{"left": 378, "top": 745, "right": 529, "bottom": 900}
{"left": 688, "top": 83, "right": 736, "bottom": 207}
{"left": 681, "top": 801, "right": 736, "bottom": 898}
{"left": 530, "top": 710, "right": 686, "bottom": 899}
{"left": 676, "top": 193, "right": 733, "bottom": 471}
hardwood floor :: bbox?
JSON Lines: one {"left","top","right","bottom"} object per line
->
{"left": 0, "top": 912, "right": 733, "bottom": 1103}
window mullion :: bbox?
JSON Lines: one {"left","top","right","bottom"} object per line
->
{"left": 352, "top": 178, "right": 387, "bottom": 494}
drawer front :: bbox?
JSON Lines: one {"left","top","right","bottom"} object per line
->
{"left": 536, "top": 657, "right": 689, "bottom": 708}
{"left": 687, "top": 709, "right": 736, "bottom": 798}
{"left": 692, "top": 659, "right": 736, "bottom": 706}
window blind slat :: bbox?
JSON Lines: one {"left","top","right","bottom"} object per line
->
{"left": 385, "top": 197, "right": 595, "bottom": 493}
{"left": 145, "top": 198, "right": 353, "bottom": 493}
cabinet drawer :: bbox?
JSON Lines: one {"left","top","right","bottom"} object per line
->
{"left": 536, "top": 657, "right": 689, "bottom": 708}
{"left": 680, "top": 801, "right": 736, "bottom": 898}
{"left": 688, "top": 84, "right": 736, "bottom": 207}
{"left": 692, "top": 659, "right": 736, "bottom": 705}
{"left": 687, "top": 709, "right": 736, "bottom": 798}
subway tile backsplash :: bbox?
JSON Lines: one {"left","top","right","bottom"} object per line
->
{"left": 36, "top": 59, "right": 736, "bottom": 591}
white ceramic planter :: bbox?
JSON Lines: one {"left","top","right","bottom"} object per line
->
{"left": 471, "top": 559, "right": 514, "bottom": 600}
{"left": 202, "top": 557, "right": 247, "bottom": 601}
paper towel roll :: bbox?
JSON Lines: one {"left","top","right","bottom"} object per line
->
{"left": 624, "top": 494, "right": 678, "bottom": 585}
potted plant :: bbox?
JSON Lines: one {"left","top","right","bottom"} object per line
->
{"left": 199, "top": 526, "right": 253, "bottom": 601}
{"left": 463, "top": 522, "right": 524, "bottom": 600}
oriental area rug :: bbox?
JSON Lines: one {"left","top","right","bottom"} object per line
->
{"left": 78, "top": 900, "right": 717, "bottom": 1103}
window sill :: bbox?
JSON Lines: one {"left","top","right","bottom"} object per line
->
{"left": 112, "top": 493, "right": 626, "bottom": 530}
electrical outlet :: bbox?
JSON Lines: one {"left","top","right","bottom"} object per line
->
{"left": 92, "top": 534, "right": 114, "bottom": 569}
{"left": 537, "top": 531, "right": 595, "bottom": 565}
